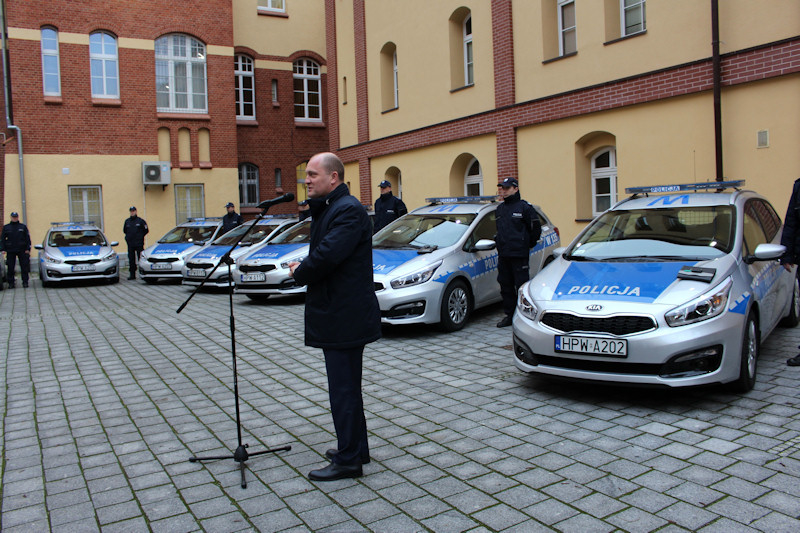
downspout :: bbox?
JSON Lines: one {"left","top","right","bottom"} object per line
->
{"left": 711, "top": 0, "right": 723, "bottom": 181}
{"left": 1, "top": 0, "right": 26, "bottom": 221}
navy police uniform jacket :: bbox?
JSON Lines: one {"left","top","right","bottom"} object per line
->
{"left": 494, "top": 192, "right": 542, "bottom": 258}
{"left": 123, "top": 216, "right": 149, "bottom": 248}
{"left": 221, "top": 212, "right": 244, "bottom": 234}
{"left": 293, "top": 183, "right": 381, "bottom": 350}
{"left": 373, "top": 193, "right": 407, "bottom": 232}
{"left": 0, "top": 221, "right": 31, "bottom": 253}
{"left": 781, "top": 177, "right": 800, "bottom": 264}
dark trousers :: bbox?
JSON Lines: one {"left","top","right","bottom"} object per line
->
{"left": 127, "top": 246, "right": 142, "bottom": 277}
{"left": 323, "top": 346, "right": 368, "bottom": 466}
{"left": 6, "top": 251, "right": 30, "bottom": 285}
{"left": 497, "top": 255, "right": 530, "bottom": 316}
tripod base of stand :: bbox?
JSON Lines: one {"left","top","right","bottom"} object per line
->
{"left": 190, "top": 443, "right": 292, "bottom": 488}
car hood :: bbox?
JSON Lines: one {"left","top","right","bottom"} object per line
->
{"left": 188, "top": 244, "right": 252, "bottom": 262}
{"left": 145, "top": 242, "right": 200, "bottom": 256}
{"left": 240, "top": 243, "right": 309, "bottom": 264}
{"left": 530, "top": 255, "right": 737, "bottom": 306}
{"left": 373, "top": 248, "right": 450, "bottom": 278}
{"left": 50, "top": 246, "right": 109, "bottom": 258}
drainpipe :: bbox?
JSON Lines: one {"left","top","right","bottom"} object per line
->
{"left": 1, "top": 0, "right": 26, "bottom": 221}
{"left": 711, "top": 0, "right": 723, "bottom": 181}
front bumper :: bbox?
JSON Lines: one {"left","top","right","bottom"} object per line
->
{"left": 374, "top": 278, "right": 446, "bottom": 325}
{"left": 181, "top": 265, "right": 239, "bottom": 287}
{"left": 40, "top": 257, "right": 119, "bottom": 282}
{"left": 139, "top": 257, "right": 185, "bottom": 279}
{"left": 234, "top": 265, "right": 305, "bottom": 295}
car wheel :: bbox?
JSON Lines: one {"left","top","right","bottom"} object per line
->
{"left": 780, "top": 271, "right": 800, "bottom": 328}
{"left": 731, "top": 311, "right": 759, "bottom": 393}
{"left": 109, "top": 276, "right": 120, "bottom": 285}
{"left": 438, "top": 279, "right": 470, "bottom": 332}
{"left": 246, "top": 294, "right": 270, "bottom": 303}
{"left": 144, "top": 278, "right": 157, "bottom": 285}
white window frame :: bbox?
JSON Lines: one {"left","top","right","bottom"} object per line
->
{"left": 155, "top": 34, "right": 208, "bottom": 113}
{"left": 68, "top": 186, "right": 103, "bottom": 229}
{"left": 392, "top": 50, "right": 399, "bottom": 109}
{"left": 175, "top": 184, "right": 205, "bottom": 223}
{"left": 89, "top": 31, "right": 119, "bottom": 99}
{"left": 591, "top": 148, "right": 617, "bottom": 216}
{"left": 557, "top": 0, "right": 577, "bottom": 56}
{"left": 464, "top": 158, "right": 483, "bottom": 196}
{"left": 239, "top": 163, "right": 259, "bottom": 207}
{"left": 258, "top": 0, "right": 285, "bottom": 14}
{"left": 235, "top": 55, "right": 255, "bottom": 120}
{"left": 293, "top": 59, "right": 321, "bottom": 122}
{"left": 621, "top": 0, "right": 646, "bottom": 37}
{"left": 463, "top": 14, "right": 473, "bottom": 86}
{"left": 41, "top": 27, "right": 61, "bottom": 96}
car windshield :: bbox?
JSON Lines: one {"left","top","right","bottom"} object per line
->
{"left": 567, "top": 206, "right": 735, "bottom": 261}
{"left": 373, "top": 213, "right": 476, "bottom": 249}
{"left": 158, "top": 225, "right": 216, "bottom": 244}
{"left": 48, "top": 230, "right": 107, "bottom": 247}
{"left": 214, "top": 221, "right": 284, "bottom": 246}
{"left": 270, "top": 221, "right": 311, "bottom": 244}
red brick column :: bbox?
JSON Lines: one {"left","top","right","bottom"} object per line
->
{"left": 492, "top": 0, "right": 515, "bottom": 109}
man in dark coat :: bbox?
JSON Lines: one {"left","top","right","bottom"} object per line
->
{"left": 373, "top": 180, "right": 407, "bottom": 233}
{"left": 1, "top": 211, "right": 31, "bottom": 288}
{"left": 221, "top": 202, "right": 244, "bottom": 233}
{"left": 289, "top": 152, "right": 381, "bottom": 481}
{"left": 123, "top": 206, "right": 148, "bottom": 280}
{"left": 494, "top": 177, "right": 541, "bottom": 328}
{"left": 780, "top": 177, "right": 800, "bottom": 365}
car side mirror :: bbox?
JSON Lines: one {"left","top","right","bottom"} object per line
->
{"left": 470, "top": 239, "right": 496, "bottom": 252}
{"left": 745, "top": 243, "right": 785, "bottom": 264}
{"left": 110, "top": 241, "right": 119, "bottom": 247}
{"left": 34, "top": 244, "right": 43, "bottom": 250}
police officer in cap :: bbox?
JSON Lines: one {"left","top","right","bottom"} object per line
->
{"left": 1, "top": 211, "right": 31, "bottom": 288}
{"left": 221, "top": 202, "right": 244, "bottom": 233}
{"left": 494, "top": 177, "right": 541, "bottom": 327}
{"left": 373, "top": 180, "right": 407, "bottom": 233}
{"left": 123, "top": 206, "right": 148, "bottom": 279}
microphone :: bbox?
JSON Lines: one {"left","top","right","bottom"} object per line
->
{"left": 257, "top": 193, "right": 295, "bottom": 209}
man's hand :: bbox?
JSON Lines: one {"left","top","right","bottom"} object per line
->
{"left": 287, "top": 261, "right": 300, "bottom": 278}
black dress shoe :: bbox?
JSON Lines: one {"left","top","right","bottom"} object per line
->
{"left": 308, "top": 462, "right": 362, "bottom": 481}
{"left": 325, "top": 448, "right": 371, "bottom": 464}
{"left": 787, "top": 354, "right": 800, "bottom": 366}
{"left": 496, "top": 315, "right": 513, "bottom": 328}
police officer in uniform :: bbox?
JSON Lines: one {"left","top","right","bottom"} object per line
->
{"left": 494, "top": 177, "right": 541, "bottom": 327}
{"left": 123, "top": 206, "right": 148, "bottom": 279}
{"left": 373, "top": 180, "right": 407, "bottom": 233}
{"left": 221, "top": 202, "right": 244, "bottom": 234}
{"left": 1, "top": 211, "right": 31, "bottom": 288}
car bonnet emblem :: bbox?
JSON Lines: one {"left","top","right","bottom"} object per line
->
{"left": 586, "top": 304, "right": 603, "bottom": 311}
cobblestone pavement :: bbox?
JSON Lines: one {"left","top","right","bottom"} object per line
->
{"left": 1, "top": 276, "right": 800, "bottom": 532}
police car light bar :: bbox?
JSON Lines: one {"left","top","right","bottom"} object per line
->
{"left": 625, "top": 180, "right": 745, "bottom": 195}
{"left": 426, "top": 195, "right": 499, "bottom": 204}
{"left": 50, "top": 220, "right": 97, "bottom": 226}
{"left": 187, "top": 216, "right": 223, "bottom": 222}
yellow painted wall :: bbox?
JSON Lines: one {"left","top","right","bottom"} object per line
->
{"left": 335, "top": 2, "right": 359, "bottom": 148}
{"left": 4, "top": 154, "right": 237, "bottom": 249}
{"left": 513, "top": 0, "right": 800, "bottom": 105}
{"left": 232, "top": 0, "right": 326, "bottom": 60}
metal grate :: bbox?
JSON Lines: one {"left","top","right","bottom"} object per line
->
{"left": 541, "top": 312, "right": 656, "bottom": 335}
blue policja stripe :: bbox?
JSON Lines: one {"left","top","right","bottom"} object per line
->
{"left": 553, "top": 262, "right": 685, "bottom": 302}
{"left": 247, "top": 243, "right": 307, "bottom": 260}
{"left": 373, "top": 249, "right": 421, "bottom": 274}
{"left": 60, "top": 246, "right": 102, "bottom": 257}
{"left": 152, "top": 243, "right": 195, "bottom": 255}
{"left": 192, "top": 245, "right": 230, "bottom": 260}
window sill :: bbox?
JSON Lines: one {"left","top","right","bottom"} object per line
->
{"left": 542, "top": 51, "right": 577, "bottom": 65}
{"left": 257, "top": 8, "right": 288, "bottom": 18}
{"left": 92, "top": 97, "right": 121, "bottom": 107}
{"left": 381, "top": 106, "right": 398, "bottom": 115}
{"left": 179, "top": 161, "right": 193, "bottom": 169}
{"left": 157, "top": 112, "right": 211, "bottom": 121}
{"left": 272, "top": 101, "right": 280, "bottom": 108}
{"left": 450, "top": 83, "right": 474, "bottom": 94}
{"left": 199, "top": 161, "right": 212, "bottom": 169}
{"left": 295, "top": 120, "right": 325, "bottom": 128}
{"left": 237, "top": 119, "right": 259, "bottom": 126}
{"left": 604, "top": 30, "right": 647, "bottom": 46}
{"left": 43, "top": 95, "right": 63, "bottom": 105}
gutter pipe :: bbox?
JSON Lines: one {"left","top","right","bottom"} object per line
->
{"left": 1, "top": 0, "right": 26, "bottom": 221}
{"left": 711, "top": 0, "right": 723, "bottom": 181}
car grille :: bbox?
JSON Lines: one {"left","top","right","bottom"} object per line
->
{"left": 65, "top": 259, "right": 100, "bottom": 265}
{"left": 186, "top": 262, "right": 215, "bottom": 269}
{"left": 541, "top": 312, "right": 656, "bottom": 335}
{"left": 150, "top": 257, "right": 178, "bottom": 263}
{"left": 239, "top": 264, "right": 277, "bottom": 273}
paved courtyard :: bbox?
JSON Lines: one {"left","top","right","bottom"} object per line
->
{"left": 1, "top": 276, "right": 800, "bottom": 532}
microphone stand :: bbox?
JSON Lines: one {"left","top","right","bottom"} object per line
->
{"left": 177, "top": 202, "right": 291, "bottom": 489}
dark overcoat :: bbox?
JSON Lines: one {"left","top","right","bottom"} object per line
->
{"left": 781, "top": 178, "right": 800, "bottom": 264}
{"left": 293, "top": 183, "right": 381, "bottom": 349}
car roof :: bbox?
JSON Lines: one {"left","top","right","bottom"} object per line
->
{"left": 613, "top": 180, "right": 755, "bottom": 211}
{"left": 180, "top": 217, "right": 223, "bottom": 227}
{"left": 412, "top": 196, "right": 499, "bottom": 216}
{"left": 48, "top": 222, "right": 101, "bottom": 231}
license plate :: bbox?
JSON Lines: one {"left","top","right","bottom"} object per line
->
{"left": 241, "top": 273, "right": 266, "bottom": 282}
{"left": 555, "top": 335, "right": 627, "bottom": 357}
{"left": 151, "top": 263, "right": 172, "bottom": 270}
{"left": 188, "top": 269, "right": 206, "bottom": 277}
{"left": 72, "top": 264, "right": 95, "bottom": 272}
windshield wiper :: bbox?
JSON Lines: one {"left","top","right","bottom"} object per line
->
{"left": 597, "top": 255, "right": 683, "bottom": 262}
{"left": 564, "top": 254, "right": 596, "bottom": 261}
{"left": 416, "top": 245, "right": 439, "bottom": 254}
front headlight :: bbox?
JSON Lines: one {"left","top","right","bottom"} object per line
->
{"left": 665, "top": 277, "right": 732, "bottom": 327}
{"left": 103, "top": 251, "right": 117, "bottom": 262}
{"left": 281, "top": 255, "right": 306, "bottom": 269}
{"left": 43, "top": 252, "right": 63, "bottom": 264}
{"left": 517, "top": 288, "right": 539, "bottom": 321}
{"left": 390, "top": 260, "right": 442, "bottom": 289}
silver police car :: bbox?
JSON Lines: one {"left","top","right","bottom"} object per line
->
{"left": 373, "top": 196, "right": 561, "bottom": 331}
{"left": 181, "top": 216, "right": 297, "bottom": 287}
{"left": 35, "top": 222, "right": 120, "bottom": 286}
{"left": 138, "top": 217, "right": 224, "bottom": 283}
{"left": 235, "top": 219, "right": 311, "bottom": 301}
{"left": 513, "top": 181, "right": 798, "bottom": 392}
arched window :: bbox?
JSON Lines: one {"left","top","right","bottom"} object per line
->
{"left": 235, "top": 55, "right": 255, "bottom": 119}
{"left": 464, "top": 158, "right": 483, "bottom": 196}
{"left": 239, "top": 163, "right": 259, "bottom": 206}
{"left": 155, "top": 34, "right": 207, "bottom": 113}
{"left": 463, "top": 15, "right": 473, "bottom": 86}
{"left": 293, "top": 59, "right": 321, "bottom": 121}
{"left": 380, "top": 43, "right": 398, "bottom": 111}
{"left": 41, "top": 27, "right": 60, "bottom": 96}
{"left": 89, "top": 31, "right": 118, "bottom": 98}
{"left": 591, "top": 148, "right": 617, "bottom": 215}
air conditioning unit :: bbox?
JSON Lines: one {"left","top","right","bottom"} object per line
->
{"left": 142, "top": 161, "right": 171, "bottom": 187}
